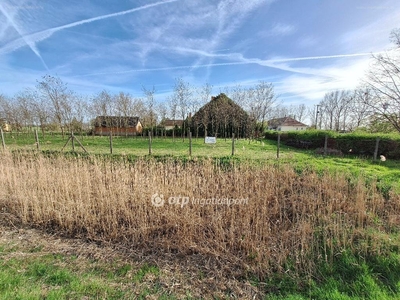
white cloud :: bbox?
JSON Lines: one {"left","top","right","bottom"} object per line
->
{"left": 267, "top": 23, "right": 296, "bottom": 36}
{"left": 275, "top": 57, "right": 372, "bottom": 103}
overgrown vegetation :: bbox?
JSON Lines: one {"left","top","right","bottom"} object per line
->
{"left": 1, "top": 150, "right": 400, "bottom": 298}
{"left": 265, "top": 130, "right": 400, "bottom": 159}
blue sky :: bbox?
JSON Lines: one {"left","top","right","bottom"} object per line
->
{"left": 1, "top": 0, "right": 399, "bottom": 106}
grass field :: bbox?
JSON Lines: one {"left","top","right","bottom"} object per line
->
{"left": 3, "top": 131, "right": 287, "bottom": 158}
{"left": 3, "top": 131, "right": 400, "bottom": 192}
{"left": 1, "top": 132, "right": 400, "bottom": 298}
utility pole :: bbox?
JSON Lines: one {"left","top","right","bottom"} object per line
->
{"left": 315, "top": 104, "right": 321, "bottom": 129}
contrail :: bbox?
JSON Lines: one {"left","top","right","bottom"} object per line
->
{"left": 0, "top": 3, "right": 49, "bottom": 69}
{"left": 0, "top": 0, "right": 179, "bottom": 55}
{"left": 71, "top": 50, "right": 379, "bottom": 78}
{"left": 268, "top": 52, "right": 378, "bottom": 63}
{"left": 71, "top": 62, "right": 251, "bottom": 77}
{"left": 72, "top": 60, "right": 321, "bottom": 78}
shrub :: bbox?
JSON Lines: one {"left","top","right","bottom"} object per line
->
{"left": 265, "top": 130, "right": 400, "bottom": 159}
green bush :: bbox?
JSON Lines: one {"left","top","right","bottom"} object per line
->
{"left": 265, "top": 130, "right": 400, "bottom": 159}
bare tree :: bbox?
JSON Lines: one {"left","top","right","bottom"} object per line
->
{"left": 156, "top": 102, "right": 168, "bottom": 137}
{"left": 269, "top": 104, "right": 288, "bottom": 119}
{"left": 72, "top": 95, "right": 89, "bottom": 134}
{"left": 288, "top": 104, "right": 307, "bottom": 122}
{"left": 0, "top": 95, "right": 21, "bottom": 131}
{"left": 230, "top": 84, "right": 248, "bottom": 108}
{"left": 307, "top": 105, "right": 318, "bottom": 128}
{"left": 319, "top": 91, "right": 337, "bottom": 130}
{"left": 91, "top": 90, "right": 114, "bottom": 117}
{"left": 173, "top": 78, "right": 192, "bottom": 141}
{"left": 193, "top": 83, "right": 213, "bottom": 138}
{"left": 390, "top": 28, "right": 400, "bottom": 47}
{"left": 27, "top": 88, "right": 51, "bottom": 137}
{"left": 114, "top": 92, "right": 134, "bottom": 136}
{"left": 246, "top": 81, "right": 277, "bottom": 136}
{"left": 167, "top": 95, "right": 178, "bottom": 141}
{"left": 132, "top": 97, "right": 148, "bottom": 136}
{"left": 142, "top": 86, "right": 156, "bottom": 136}
{"left": 14, "top": 91, "right": 36, "bottom": 132}
{"left": 37, "top": 75, "right": 73, "bottom": 138}
{"left": 334, "top": 91, "right": 352, "bottom": 131}
{"left": 347, "top": 89, "right": 372, "bottom": 130}
{"left": 318, "top": 90, "right": 352, "bottom": 131}
{"left": 363, "top": 35, "right": 400, "bottom": 132}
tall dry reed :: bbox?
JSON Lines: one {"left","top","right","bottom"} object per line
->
{"left": 0, "top": 151, "right": 399, "bottom": 279}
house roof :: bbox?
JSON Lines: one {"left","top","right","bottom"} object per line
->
{"left": 162, "top": 119, "right": 184, "bottom": 127}
{"left": 94, "top": 116, "right": 140, "bottom": 127}
{"left": 267, "top": 117, "right": 307, "bottom": 127}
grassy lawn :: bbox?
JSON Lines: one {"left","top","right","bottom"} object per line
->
{"left": 3, "top": 131, "right": 281, "bottom": 158}
{"left": 3, "top": 131, "right": 400, "bottom": 192}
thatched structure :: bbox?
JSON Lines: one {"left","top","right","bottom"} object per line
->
{"left": 190, "top": 93, "right": 251, "bottom": 138}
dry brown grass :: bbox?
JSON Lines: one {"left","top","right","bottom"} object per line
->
{"left": 1, "top": 151, "right": 399, "bottom": 280}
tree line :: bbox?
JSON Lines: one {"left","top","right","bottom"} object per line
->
{"left": 1, "top": 29, "right": 399, "bottom": 136}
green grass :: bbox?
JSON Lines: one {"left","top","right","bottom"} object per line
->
{"left": 259, "top": 229, "right": 400, "bottom": 299}
{"left": 263, "top": 250, "right": 400, "bottom": 300}
{"left": 4, "top": 131, "right": 400, "bottom": 193}
{"left": 2, "top": 234, "right": 400, "bottom": 299}
{"left": 0, "top": 249, "right": 164, "bottom": 299}
{"left": 3, "top": 131, "right": 281, "bottom": 158}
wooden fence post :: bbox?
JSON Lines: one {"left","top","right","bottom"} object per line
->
{"left": 35, "top": 129, "right": 40, "bottom": 151}
{"left": 373, "top": 137, "right": 380, "bottom": 161}
{"left": 277, "top": 133, "right": 281, "bottom": 159}
{"left": 189, "top": 131, "right": 192, "bottom": 156}
{"left": 109, "top": 130, "right": 113, "bottom": 154}
{"left": 231, "top": 133, "right": 235, "bottom": 156}
{"left": 324, "top": 134, "right": 328, "bottom": 156}
{"left": 148, "top": 131, "right": 152, "bottom": 155}
{"left": 1, "top": 128, "right": 5, "bottom": 151}
{"left": 71, "top": 131, "right": 75, "bottom": 152}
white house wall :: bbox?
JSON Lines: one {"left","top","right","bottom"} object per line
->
{"left": 279, "top": 125, "right": 308, "bottom": 131}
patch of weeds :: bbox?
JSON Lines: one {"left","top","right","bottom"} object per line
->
{"left": 136, "top": 283, "right": 169, "bottom": 299}
{"left": 45, "top": 269, "right": 74, "bottom": 285}
{"left": 69, "top": 278, "right": 126, "bottom": 299}
{"left": 27, "top": 261, "right": 49, "bottom": 278}
{"left": 114, "top": 263, "right": 132, "bottom": 277}
{"left": 377, "top": 180, "right": 393, "bottom": 200}
{"left": 133, "top": 263, "right": 160, "bottom": 282}
{"left": 28, "top": 245, "right": 44, "bottom": 253}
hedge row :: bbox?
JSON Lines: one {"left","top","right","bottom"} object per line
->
{"left": 264, "top": 130, "right": 400, "bottom": 159}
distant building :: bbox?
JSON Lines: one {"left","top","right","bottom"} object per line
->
{"left": 267, "top": 116, "right": 308, "bottom": 131}
{"left": 93, "top": 116, "right": 142, "bottom": 136}
{"left": 161, "top": 119, "right": 184, "bottom": 130}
